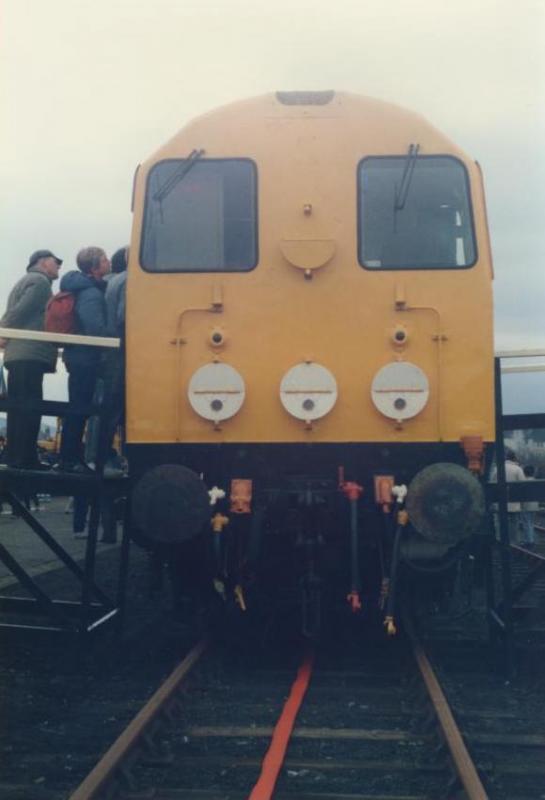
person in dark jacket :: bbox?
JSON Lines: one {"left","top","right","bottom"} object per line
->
{"left": 58, "top": 246, "right": 110, "bottom": 472}
{"left": 0, "top": 250, "right": 62, "bottom": 468}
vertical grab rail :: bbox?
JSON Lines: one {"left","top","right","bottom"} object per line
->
{"left": 493, "top": 356, "right": 515, "bottom": 674}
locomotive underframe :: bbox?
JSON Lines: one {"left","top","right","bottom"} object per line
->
{"left": 128, "top": 442, "right": 491, "bottom": 635}
{"left": 127, "top": 440, "right": 487, "bottom": 487}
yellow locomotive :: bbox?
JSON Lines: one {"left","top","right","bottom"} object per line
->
{"left": 126, "top": 91, "right": 493, "bottom": 633}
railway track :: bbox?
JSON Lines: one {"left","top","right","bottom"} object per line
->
{"left": 509, "top": 538, "right": 545, "bottom": 626}
{"left": 62, "top": 616, "right": 544, "bottom": 800}
{"left": 423, "top": 636, "right": 545, "bottom": 799}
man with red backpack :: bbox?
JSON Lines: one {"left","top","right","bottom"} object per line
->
{"left": 0, "top": 250, "right": 62, "bottom": 469}
{"left": 56, "top": 246, "right": 110, "bottom": 473}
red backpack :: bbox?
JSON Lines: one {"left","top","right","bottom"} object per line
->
{"left": 45, "top": 292, "right": 77, "bottom": 334}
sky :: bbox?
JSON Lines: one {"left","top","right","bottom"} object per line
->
{"left": 0, "top": 0, "right": 544, "bottom": 411}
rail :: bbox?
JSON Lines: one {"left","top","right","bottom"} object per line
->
{"left": 403, "top": 614, "right": 489, "bottom": 799}
{"left": 68, "top": 638, "right": 209, "bottom": 800}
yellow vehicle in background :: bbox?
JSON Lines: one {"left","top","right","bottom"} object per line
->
{"left": 38, "top": 420, "right": 61, "bottom": 462}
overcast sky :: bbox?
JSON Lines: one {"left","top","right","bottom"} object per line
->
{"left": 1, "top": 0, "right": 544, "bottom": 410}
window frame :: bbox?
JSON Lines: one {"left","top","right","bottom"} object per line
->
{"left": 139, "top": 157, "right": 259, "bottom": 274}
{"left": 356, "top": 154, "right": 479, "bottom": 271}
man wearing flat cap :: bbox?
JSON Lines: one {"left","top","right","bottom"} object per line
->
{"left": 0, "top": 250, "right": 62, "bottom": 469}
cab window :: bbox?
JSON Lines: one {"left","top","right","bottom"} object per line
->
{"left": 140, "top": 158, "right": 258, "bottom": 272}
{"left": 358, "top": 155, "right": 477, "bottom": 270}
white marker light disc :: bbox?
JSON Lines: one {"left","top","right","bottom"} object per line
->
{"left": 371, "top": 362, "right": 429, "bottom": 420}
{"left": 188, "top": 363, "right": 245, "bottom": 422}
{"left": 280, "top": 362, "right": 337, "bottom": 421}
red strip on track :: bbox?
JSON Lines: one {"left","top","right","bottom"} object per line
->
{"left": 247, "top": 650, "right": 315, "bottom": 800}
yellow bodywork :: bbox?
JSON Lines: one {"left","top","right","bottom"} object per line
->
{"left": 126, "top": 92, "right": 494, "bottom": 445}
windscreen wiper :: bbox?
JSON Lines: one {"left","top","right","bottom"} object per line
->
{"left": 153, "top": 148, "right": 206, "bottom": 202}
{"left": 394, "top": 143, "right": 420, "bottom": 211}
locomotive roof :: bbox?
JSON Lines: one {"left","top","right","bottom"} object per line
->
{"left": 145, "top": 91, "right": 469, "bottom": 164}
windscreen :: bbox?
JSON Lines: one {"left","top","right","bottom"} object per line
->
{"left": 140, "top": 159, "right": 258, "bottom": 272}
{"left": 358, "top": 156, "right": 476, "bottom": 269}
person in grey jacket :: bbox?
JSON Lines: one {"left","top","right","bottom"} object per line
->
{"left": 97, "top": 246, "right": 128, "bottom": 481}
{"left": 105, "top": 246, "right": 128, "bottom": 338}
{"left": 58, "top": 246, "right": 110, "bottom": 472}
{"left": 0, "top": 250, "right": 62, "bottom": 468}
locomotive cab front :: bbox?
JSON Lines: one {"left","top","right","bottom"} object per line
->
{"left": 125, "top": 91, "right": 494, "bottom": 634}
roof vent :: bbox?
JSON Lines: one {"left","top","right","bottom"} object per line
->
{"left": 276, "top": 90, "right": 335, "bottom": 106}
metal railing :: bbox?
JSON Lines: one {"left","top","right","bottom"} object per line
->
{"left": 0, "top": 327, "right": 128, "bottom": 636}
{"left": 0, "top": 326, "right": 120, "bottom": 349}
{"left": 487, "top": 349, "right": 545, "bottom": 674}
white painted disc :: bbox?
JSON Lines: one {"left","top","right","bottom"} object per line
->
{"left": 371, "top": 362, "right": 429, "bottom": 420}
{"left": 188, "top": 363, "right": 245, "bottom": 422}
{"left": 280, "top": 362, "right": 338, "bottom": 421}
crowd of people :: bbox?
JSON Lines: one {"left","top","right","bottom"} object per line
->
{"left": 0, "top": 246, "right": 128, "bottom": 539}
{"left": 0, "top": 246, "right": 127, "bottom": 473}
